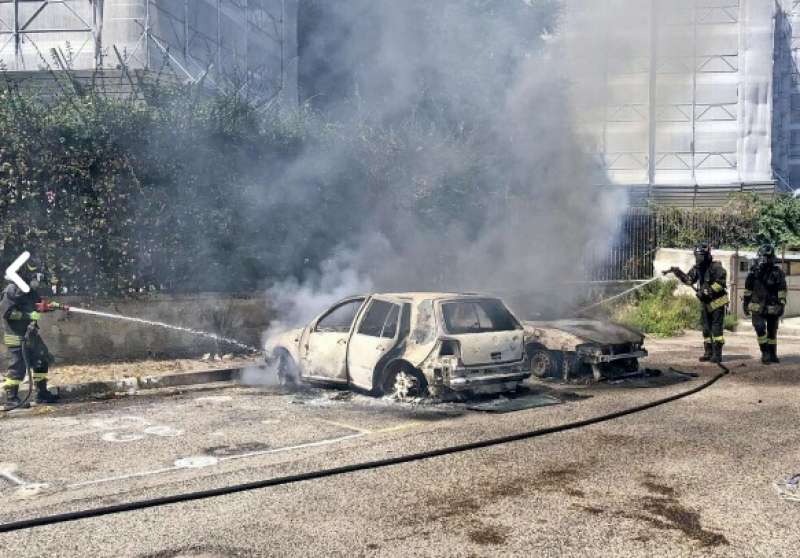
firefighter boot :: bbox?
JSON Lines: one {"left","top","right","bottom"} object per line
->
{"left": 699, "top": 343, "right": 713, "bottom": 362}
{"left": 760, "top": 344, "right": 771, "bottom": 365}
{"left": 2, "top": 385, "right": 22, "bottom": 411}
{"left": 34, "top": 380, "right": 59, "bottom": 405}
{"left": 710, "top": 342, "right": 723, "bottom": 364}
{"left": 769, "top": 343, "right": 780, "bottom": 364}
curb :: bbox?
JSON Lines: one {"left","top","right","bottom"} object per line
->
{"left": 53, "top": 367, "right": 243, "bottom": 401}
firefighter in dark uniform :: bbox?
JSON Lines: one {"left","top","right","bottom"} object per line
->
{"left": 743, "top": 244, "right": 787, "bottom": 364}
{"left": 1, "top": 258, "right": 64, "bottom": 410}
{"left": 666, "top": 242, "right": 729, "bottom": 363}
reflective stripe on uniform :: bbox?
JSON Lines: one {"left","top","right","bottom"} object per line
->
{"left": 708, "top": 295, "right": 729, "bottom": 311}
{"left": 743, "top": 290, "right": 752, "bottom": 296}
{"left": 8, "top": 310, "right": 23, "bottom": 320}
{"left": 767, "top": 339, "right": 778, "bottom": 345}
{"left": 748, "top": 302, "right": 762, "bottom": 313}
{"left": 757, "top": 335, "right": 769, "bottom": 344}
{"left": 712, "top": 336, "right": 725, "bottom": 345}
{"left": 703, "top": 337, "right": 712, "bottom": 343}
{"left": 32, "top": 373, "right": 48, "bottom": 381}
{"left": 3, "top": 378, "right": 22, "bottom": 387}
{"left": 3, "top": 334, "right": 21, "bottom": 347}
{"left": 711, "top": 282, "right": 724, "bottom": 292}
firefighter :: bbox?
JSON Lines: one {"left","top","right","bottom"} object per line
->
{"left": 1, "top": 257, "right": 64, "bottom": 410}
{"left": 666, "top": 242, "right": 729, "bottom": 363}
{"left": 743, "top": 244, "right": 787, "bottom": 364}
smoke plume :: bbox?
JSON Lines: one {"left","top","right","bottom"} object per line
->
{"left": 257, "top": 0, "right": 697, "bottom": 347}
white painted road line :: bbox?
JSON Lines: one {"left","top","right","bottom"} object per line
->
{"left": 66, "top": 433, "right": 366, "bottom": 490}
{"left": 220, "top": 433, "right": 366, "bottom": 462}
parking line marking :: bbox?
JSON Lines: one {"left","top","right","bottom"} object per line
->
{"left": 65, "top": 434, "right": 367, "bottom": 489}
{"left": 373, "top": 422, "right": 422, "bottom": 434}
{"left": 220, "top": 433, "right": 366, "bottom": 462}
{"left": 68, "top": 467, "right": 180, "bottom": 489}
{"left": 316, "top": 419, "right": 373, "bottom": 434}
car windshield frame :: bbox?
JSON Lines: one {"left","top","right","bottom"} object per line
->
{"left": 438, "top": 298, "right": 521, "bottom": 335}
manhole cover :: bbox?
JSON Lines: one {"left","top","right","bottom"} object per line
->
{"left": 174, "top": 456, "right": 219, "bottom": 469}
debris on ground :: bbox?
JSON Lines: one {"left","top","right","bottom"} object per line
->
{"left": 466, "top": 392, "right": 561, "bottom": 413}
{"left": 604, "top": 368, "right": 697, "bottom": 389}
{"left": 774, "top": 474, "right": 800, "bottom": 502}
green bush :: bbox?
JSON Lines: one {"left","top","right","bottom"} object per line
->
{"left": 614, "top": 279, "right": 701, "bottom": 337}
{"left": 0, "top": 75, "right": 512, "bottom": 295}
{"left": 724, "top": 313, "right": 738, "bottom": 332}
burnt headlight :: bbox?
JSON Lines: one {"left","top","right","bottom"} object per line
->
{"left": 576, "top": 344, "right": 602, "bottom": 357}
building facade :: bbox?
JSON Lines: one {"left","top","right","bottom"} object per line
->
{"left": 0, "top": 0, "right": 297, "bottom": 102}
{"left": 568, "top": 0, "right": 800, "bottom": 205}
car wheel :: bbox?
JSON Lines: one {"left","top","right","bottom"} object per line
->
{"left": 528, "top": 348, "right": 560, "bottom": 378}
{"left": 274, "top": 351, "right": 298, "bottom": 386}
{"left": 383, "top": 365, "right": 428, "bottom": 400}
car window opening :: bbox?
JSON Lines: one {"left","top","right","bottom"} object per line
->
{"left": 441, "top": 299, "right": 519, "bottom": 334}
{"left": 358, "top": 299, "right": 400, "bottom": 338}
{"left": 316, "top": 299, "right": 364, "bottom": 333}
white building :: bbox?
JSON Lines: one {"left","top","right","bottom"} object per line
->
{"left": 567, "top": 0, "right": 800, "bottom": 205}
{"left": 0, "top": 0, "right": 297, "bottom": 103}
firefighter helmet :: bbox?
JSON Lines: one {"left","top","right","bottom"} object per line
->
{"left": 694, "top": 241, "right": 712, "bottom": 265}
{"left": 757, "top": 243, "right": 776, "bottom": 267}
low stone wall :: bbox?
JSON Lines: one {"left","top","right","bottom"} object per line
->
{"left": 1, "top": 293, "right": 271, "bottom": 365}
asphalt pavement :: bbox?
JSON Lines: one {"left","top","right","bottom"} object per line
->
{"left": 0, "top": 331, "right": 798, "bottom": 557}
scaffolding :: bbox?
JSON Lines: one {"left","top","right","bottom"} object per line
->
{"left": 0, "top": 0, "right": 295, "bottom": 101}
{"left": 569, "top": 0, "right": 792, "bottom": 205}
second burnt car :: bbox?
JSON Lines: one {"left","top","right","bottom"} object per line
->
{"left": 523, "top": 319, "right": 647, "bottom": 381}
{"left": 267, "top": 292, "right": 648, "bottom": 399}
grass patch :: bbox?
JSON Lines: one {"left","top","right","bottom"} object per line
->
{"left": 724, "top": 313, "right": 738, "bottom": 332}
{"left": 614, "top": 279, "right": 701, "bottom": 337}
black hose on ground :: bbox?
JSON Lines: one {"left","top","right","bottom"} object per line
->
{"left": 0, "top": 363, "right": 730, "bottom": 533}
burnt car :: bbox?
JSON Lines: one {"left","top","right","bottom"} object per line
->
{"left": 268, "top": 293, "right": 531, "bottom": 398}
{"left": 523, "top": 319, "right": 648, "bottom": 381}
{"left": 267, "top": 293, "right": 648, "bottom": 398}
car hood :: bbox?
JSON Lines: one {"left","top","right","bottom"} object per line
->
{"left": 524, "top": 319, "right": 644, "bottom": 345}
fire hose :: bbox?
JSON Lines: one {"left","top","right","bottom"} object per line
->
{"left": 2, "top": 301, "right": 68, "bottom": 413}
{"left": 576, "top": 268, "right": 704, "bottom": 316}
{"left": 0, "top": 363, "right": 730, "bottom": 533}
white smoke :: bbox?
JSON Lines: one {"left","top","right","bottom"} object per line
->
{"left": 262, "top": 247, "right": 375, "bottom": 352}
{"left": 253, "top": 0, "right": 654, "bottom": 362}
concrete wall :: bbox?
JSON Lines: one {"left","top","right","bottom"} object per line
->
{"left": 654, "top": 248, "right": 800, "bottom": 319}
{"left": 1, "top": 293, "right": 271, "bottom": 365}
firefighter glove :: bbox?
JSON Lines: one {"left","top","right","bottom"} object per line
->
{"left": 28, "top": 311, "right": 41, "bottom": 322}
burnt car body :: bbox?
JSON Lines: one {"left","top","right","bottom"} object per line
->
{"left": 523, "top": 319, "right": 648, "bottom": 381}
{"left": 269, "top": 293, "right": 530, "bottom": 398}
{"left": 268, "top": 292, "right": 648, "bottom": 398}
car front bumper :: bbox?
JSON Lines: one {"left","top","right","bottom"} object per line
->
{"left": 580, "top": 349, "right": 648, "bottom": 364}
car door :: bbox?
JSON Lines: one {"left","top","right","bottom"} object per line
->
{"left": 347, "top": 297, "right": 402, "bottom": 390}
{"left": 300, "top": 297, "right": 365, "bottom": 383}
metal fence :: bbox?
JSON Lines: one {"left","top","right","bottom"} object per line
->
{"left": 590, "top": 208, "right": 758, "bottom": 281}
